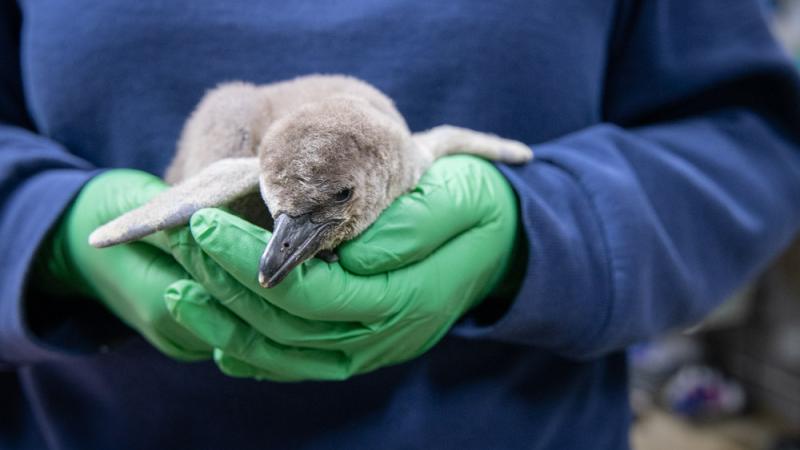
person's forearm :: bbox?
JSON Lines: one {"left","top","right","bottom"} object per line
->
{"left": 453, "top": 107, "right": 800, "bottom": 358}
{"left": 0, "top": 1, "right": 115, "bottom": 366}
{"left": 0, "top": 126, "right": 96, "bottom": 365}
{"left": 452, "top": 0, "right": 800, "bottom": 359}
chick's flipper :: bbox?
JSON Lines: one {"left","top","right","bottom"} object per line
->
{"left": 89, "top": 157, "right": 261, "bottom": 247}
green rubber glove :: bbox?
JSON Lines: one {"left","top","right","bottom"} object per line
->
{"left": 163, "top": 155, "right": 520, "bottom": 380}
{"left": 38, "top": 170, "right": 213, "bottom": 361}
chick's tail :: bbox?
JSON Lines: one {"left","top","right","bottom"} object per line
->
{"left": 411, "top": 125, "right": 533, "bottom": 165}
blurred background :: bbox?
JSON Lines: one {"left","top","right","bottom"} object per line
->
{"left": 630, "top": 4, "right": 800, "bottom": 449}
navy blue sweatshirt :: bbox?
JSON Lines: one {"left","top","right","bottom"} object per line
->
{"left": 2, "top": 1, "right": 800, "bottom": 449}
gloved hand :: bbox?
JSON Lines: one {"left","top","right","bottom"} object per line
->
{"left": 163, "top": 155, "right": 521, "bottom": 380}
{"left": 37, "top": 170, "right": 213, "bottom": 361}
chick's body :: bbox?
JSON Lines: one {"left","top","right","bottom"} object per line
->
{"left": 166, "top": 75, "right": 407, "bottom": 186}
{"left": 90, "top": 74, "right": 532, "bottom": 287}
{"left": 166, "top": 76, "right": 423, "bottom": 238}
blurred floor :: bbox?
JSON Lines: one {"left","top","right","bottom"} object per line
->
{"left": 632, "top": 409, "right": 786, "bottom": 450}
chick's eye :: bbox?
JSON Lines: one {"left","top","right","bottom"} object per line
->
{"left": 334, "top": 187, "right": 353, "bottom": 203}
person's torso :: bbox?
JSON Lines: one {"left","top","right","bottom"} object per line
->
{"left": 13, "top": 1, "right": 630, "bottom": 449}
{"left": 19, "top": 0, "right": 612, "bottom": 174}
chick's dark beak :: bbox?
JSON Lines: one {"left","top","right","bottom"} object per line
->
{"left": 258, "top": 213, "right": 335, "bottom": 288}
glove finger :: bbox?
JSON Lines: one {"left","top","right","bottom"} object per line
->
{"left": 165, "top": 282, "right": 350, "bottom": 381}
{"left": 316, "top": 220, "right": 517, "bottom": 372}
{"left": 338, "top": 156, "right": 502, "bottom": 275}
{"left": 391, "top": 196, "right": 518, "bottom": 321}
{"left": 87, "top": 170, "right": 169, "bottom": 223}
{"left": 89, "top": 242, "right": 212, "bottom": 360}
{"left": 150, "top": 332, "right": 212, "bottom": 362}
{"left": 190, "top": 208, "right": 405, "bottom": 322}
{"left": 139, "top": 230, "right": 172, "bottom": 254}
{"left": 133, "top": 251, "right": 214, "bottom": 358}
{"left": 132, "top": 318, "right": 211, "bottom": 362}
{"left": 213, "top": 349, "right": 301, "bottom": 382}
{"left": 165, "top": 228, "right": 376, "bottom": 346}
{"left": 138, "top": 205, "right": 235, "bottom": 255}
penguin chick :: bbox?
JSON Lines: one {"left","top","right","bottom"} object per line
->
{"left": 256, "top": 95, "right": 425, "bottom": 287}
{"left": 89, "top": 74, "right": 533, "bottom": 288}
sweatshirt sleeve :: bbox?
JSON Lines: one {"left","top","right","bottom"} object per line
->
{"left": 0, "top": 1, "right": 97, "bottom": 367}
{"left": 452, "top": 0, "right": 800, "bottom": 359}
